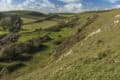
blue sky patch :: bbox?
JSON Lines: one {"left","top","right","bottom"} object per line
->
{"left": 0, "top": 0, "right": 120, "bottom": 13}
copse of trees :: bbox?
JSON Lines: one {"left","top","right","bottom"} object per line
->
{"left": 0, "top": 35, "right": 51, "bottom": 61}
{"left": 0, "top": 15, "right": 22, "bottom": 33}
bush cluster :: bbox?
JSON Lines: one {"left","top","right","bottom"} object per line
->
{"left": 0, "top": 35, "right": 51, "bottom": 61}
{"left": 0, "top": 15, "right": 22, "bottom": 32}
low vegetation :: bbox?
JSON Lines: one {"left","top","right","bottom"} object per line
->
{"left": 0, "top": 9, "right": 120, "bottom": 80}
{"left": 0, "top": 15, "right": 22, "bottom": 32}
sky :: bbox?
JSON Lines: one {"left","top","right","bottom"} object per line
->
{"left": 0, "top": 0, "right": 120, "bottom": 13}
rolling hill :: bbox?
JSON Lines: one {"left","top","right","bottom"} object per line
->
{"left": 0, "top": 9, "right": 120, "bottom": 80}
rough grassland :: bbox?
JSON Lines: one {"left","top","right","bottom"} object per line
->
{"left": 0, "top": 10, "right": 120, "bottom": 80}
{"left": 15, "top": 9, "right": 120, "bottom": 80}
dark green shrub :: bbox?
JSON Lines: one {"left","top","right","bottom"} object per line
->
{"left": 98, "top": 49, "right": 112, "bottom": 60}
{"left": 0, "top": 15, "right": 22, "bottom": 32}
{"left": 0, "top": 61, "right": 25, "bottom": 75}
{"left": 7, "top": 61, "right": 25, "bottom": 72}
{"left": 53, "top": 40, "right": 62, "bottom": 45}
{"left": 58, "top": 35, "right": 62, "bottom": 37}
{"left": 0, "top": 35, "right": 49, "bottom": 61}
{"left": 0, "top": 33, "right": 19, "bottom": 45}
{"left": 17, "top": 53, "right": 32, "bottom": 61}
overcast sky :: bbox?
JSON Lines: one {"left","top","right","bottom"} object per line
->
{"left": 0, "top": 0, "right": 120, "bottom": 13}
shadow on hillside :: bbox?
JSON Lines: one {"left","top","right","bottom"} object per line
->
{"left": 23, "top": 15, "right": 65, "bottom": 25}
{"left": 23, "top": 19, "right": 45, "bottom": 25}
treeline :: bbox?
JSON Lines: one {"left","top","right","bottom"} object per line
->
{"left": 0, "top": 32, "right": 54, "bottom": 75}
{"left": 0, "top": 35, "right": 51, "bottom": 62}
{"left": 24, "top": 16, "right": 80, "bottom": 34}
{"left": 0, "top": 33, "right": 19, "bottom": 48}
{"left": 23, "top": 14, "right": 63, "bottom": 25}
{"left": 0, "top": 14, "right": 22, "bottom": 32}
{"left": 45, "top": 16, "right": 79, "bottom": 32}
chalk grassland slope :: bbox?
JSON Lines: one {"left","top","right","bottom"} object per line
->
{"left": 16, "top": 9, "right": 120, "bottom": 80}
{"left": 0, "top": 11, "right": 80, "bottom": 80}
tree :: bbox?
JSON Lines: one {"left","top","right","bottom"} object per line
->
{"left": 0, "top": 15, "right": 22, "bottom": 33}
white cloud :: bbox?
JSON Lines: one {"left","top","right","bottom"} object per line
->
{"left": 113, "top": 4, "right": 120, "bottom": 8}
{"left": 57, "top": 0, "right": 83, "bottom": 13}
{"left": 0, "top": 0, "right": 119, "bottom": 13}
{"left": 0, "top": 0, "right": 56, "bottom": 12}
{"left": 58, "top": 0, "right": 80, "bottom": 3}
{"left": 116, "top": 5, "right": 120, "bottom": 8}
{"left": 58, "top": 3, "right": 83, "bottom": 13}
{"left": 0, "top": 0, "right": 84, "bottom": 13}
{"left": 106, "top": 0, "right": 120, "bottom": 3}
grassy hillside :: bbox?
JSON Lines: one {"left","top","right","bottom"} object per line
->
{"left": 0, "top": 10, "right": 78, "bottom": 80}
{"left": 0, "top": 9, "right": 120, "bottom": 80}
{"left": 14, "top": 9, "right": 120, "bottom": 80}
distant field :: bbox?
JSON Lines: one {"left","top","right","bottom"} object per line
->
{"left": 22, "top": 17, "right": 36, "bottom": 24}
{"left": 22, "top": 20, "right": 58, "bottom": 31}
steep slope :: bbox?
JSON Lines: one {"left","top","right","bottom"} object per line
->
{"left": 15, "top": 9, "right": 120, "bottom": 80}
{"left": 0, "top": 10, "right": 83, "bottom": 80}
